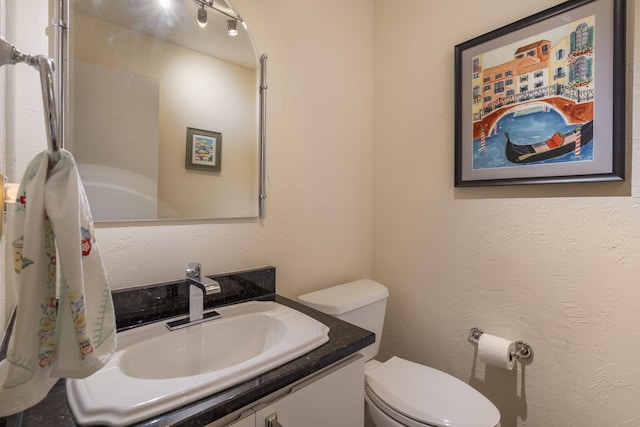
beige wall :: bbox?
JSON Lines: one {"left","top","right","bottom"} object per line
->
{"left": 7, "top": 0, "right": 640, "bottom": 425}
{"left": 373, "top": 0, "right": 640, "bottom": 426}
{"left": 73, "top": 0, "right": 375, "bottom": 293}
{"left": 4, "top": 0, "right": 373, "bottom": 295}
{"left": 1, "top": 0, "right": 374, "bottom": 322}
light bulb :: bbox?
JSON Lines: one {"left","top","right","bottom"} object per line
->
{"left": 227, "top": 20, "right": 238, "bottom": 36}
{"left": 197, "top": 6, "right": 207, "bottom": 28}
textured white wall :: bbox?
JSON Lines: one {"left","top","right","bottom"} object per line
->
{"left": 0, "top": 0, "right": 6, "bottom": 340}
{"left": 373, "top": 0, "right": 640, "bottom": 426}
{"left": 3, "top": 0, "right": 48, "bottom": 180}
{"left": 10, "top": 0, "right": 640, "bottom": 425}
{"left": 1, "top": 0, "right": 50, "bottom": 338}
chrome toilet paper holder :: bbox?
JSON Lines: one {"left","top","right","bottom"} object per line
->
{"left": 468, "top": 327, "right": 533, "bottom": 360}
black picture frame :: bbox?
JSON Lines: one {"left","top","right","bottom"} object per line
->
{"left": 185, "top": 127, "right": 222, "bottom": 172}
{"left": 454, "top": 0, "right": 625, "bottom": 187}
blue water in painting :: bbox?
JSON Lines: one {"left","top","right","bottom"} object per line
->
{"left": 472, "top": 109, "right": 594, "bottom": 170}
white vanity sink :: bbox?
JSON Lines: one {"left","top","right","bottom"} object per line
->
{"left": 66, "top": 300, "right": 330, "bottom": 426}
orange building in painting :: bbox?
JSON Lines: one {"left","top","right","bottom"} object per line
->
{"left": 480, "top": 40, "right": 551, "bottom": 114}
{"left": 471, "top": 16, "right": 595, "bottom": 135}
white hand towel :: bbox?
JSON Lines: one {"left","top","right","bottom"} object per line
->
{"left": 0, "top": 150, "right": 116, "bottom": 416}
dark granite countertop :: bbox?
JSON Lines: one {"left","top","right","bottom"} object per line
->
{"left": 0, "top": 267, "right": 374, "bottom": 427}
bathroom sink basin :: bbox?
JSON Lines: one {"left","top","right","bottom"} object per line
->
{"left": 120, "top": 309, "right": 288, "bottom": 380}
{"left": 66, "top": 300, "right": 330, "bottom": 426}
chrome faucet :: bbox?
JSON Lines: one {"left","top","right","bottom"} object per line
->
{"left": 186, "top": 262, "right": 221, "bottom": 321}
{"left": 167, "top": 262, "right": 221, "bottom": 330}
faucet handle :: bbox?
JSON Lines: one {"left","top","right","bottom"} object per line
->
{"left": 186, "top": 262, "right": 201, "bottom": 279}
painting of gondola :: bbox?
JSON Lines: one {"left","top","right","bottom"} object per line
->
{"left": 454, "top": 0, "right": 625, "bottom": 186}
{"left": 505, "top": 121, "right": 593, "bottom": 164}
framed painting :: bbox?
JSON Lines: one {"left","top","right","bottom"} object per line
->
{"left": 185, "top": 127, "right": 222, "bottom": 172}
{"left": 454, "top": 0, "right": 625, "bottom": 186}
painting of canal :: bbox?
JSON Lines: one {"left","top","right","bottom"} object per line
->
{"left": 471, "top": 15, "right": 595, "bottom": 170}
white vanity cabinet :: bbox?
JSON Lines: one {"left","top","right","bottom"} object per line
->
{"left": 218, "top": 355, "right": 364, "bottom": 427}
{"left": 226, "top": 415, "right": 255, "bottom": 427}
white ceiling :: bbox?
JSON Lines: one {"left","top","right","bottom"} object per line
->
{"left": 73, "top": 0, "right": 257, "bottom": 69}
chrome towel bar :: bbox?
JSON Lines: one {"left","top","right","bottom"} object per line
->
{"left": 0, "top": 36, "right": 61, "bottom": 164}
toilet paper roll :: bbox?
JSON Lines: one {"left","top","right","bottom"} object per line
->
{"left": 478, "top": 333, "right": 516, "bottom": 370}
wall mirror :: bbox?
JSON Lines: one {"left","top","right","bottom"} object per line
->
{"left": 60, "top": 0, "right": 265, "bottom": 221}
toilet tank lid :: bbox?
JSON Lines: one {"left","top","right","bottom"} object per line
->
{"left": 297, "top": 279, "right": 389, "bottom": 315}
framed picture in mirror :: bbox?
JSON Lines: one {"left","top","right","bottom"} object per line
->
{"left": 186, "top": 127, "right": 222, "bottom": 172}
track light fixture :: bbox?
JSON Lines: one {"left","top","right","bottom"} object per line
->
{"left": 193, "top": 0, "right": 244, "bottom": 35}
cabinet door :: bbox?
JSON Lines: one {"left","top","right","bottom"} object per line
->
{"left": 224, "top": 414, "right": 255, "bottom": 427}
{"left": 254, "top": 357, "right": 364, "bottom": 427}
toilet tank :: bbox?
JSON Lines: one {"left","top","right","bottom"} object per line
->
{"left": 298, "top": 279, "right": 389, "bottom": 362}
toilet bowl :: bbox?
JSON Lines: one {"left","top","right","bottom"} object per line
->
{"left": 298, "top": 279, "right": 501, "bottom": 427}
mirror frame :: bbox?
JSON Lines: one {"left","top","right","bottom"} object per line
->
{"left": 53, "top": 0, "right": 267, "bottom": 221}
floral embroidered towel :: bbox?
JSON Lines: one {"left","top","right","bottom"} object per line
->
{"left": 0, "top": 150, "right": 116, "bottom": 416}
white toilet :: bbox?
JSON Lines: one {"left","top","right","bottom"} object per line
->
{"left": 298, "top": 279, "right": 501, "bottom": 427}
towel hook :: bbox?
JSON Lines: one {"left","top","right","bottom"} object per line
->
{"left": 0, "top": 36, "right": 61, "bottom": 164}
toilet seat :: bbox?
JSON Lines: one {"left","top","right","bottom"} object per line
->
{"left": 366, "top": 386, "right": 429, "bottom": 427}
{"left": 365, "top": 357, "right": 500, "bottom": 427}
